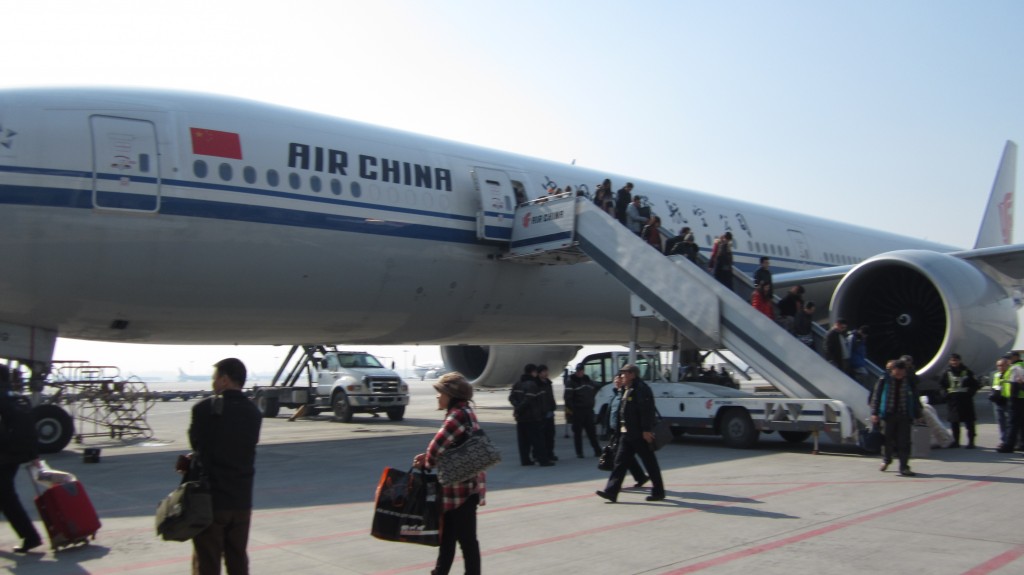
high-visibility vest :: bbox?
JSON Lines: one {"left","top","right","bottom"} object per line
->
{"left": 992, "top": 369, "right": 1012, "bottom": 399}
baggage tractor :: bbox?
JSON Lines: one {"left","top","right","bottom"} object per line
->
{"left": 34, "top": 480, "right": 102, "bottom": 550}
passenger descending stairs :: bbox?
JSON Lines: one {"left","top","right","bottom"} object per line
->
{"left": 506, "top": 195, "right": 871, "bottom": 426}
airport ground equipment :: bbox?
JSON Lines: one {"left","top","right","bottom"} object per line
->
{"left": 251, "top": 346, "right": 410, "bottom": 422}
{"left": 43, "top": 361, "right": 155, "bottom": 451}
{"left": 507, "top": 195, "right": 871, "bottom": 440}
{"left": 592, "top": 379, "right": 853, "bottom": 450}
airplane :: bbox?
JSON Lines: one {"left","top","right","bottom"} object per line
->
{"left": 0, "top": 87, "right": 1021, "bottom": 401}
{"left": 178, "top": 368, "right": 211, "bottom": 382}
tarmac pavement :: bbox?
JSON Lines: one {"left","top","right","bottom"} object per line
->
{"left": 2, "top": 381, "right": 1023, "bottom": 574}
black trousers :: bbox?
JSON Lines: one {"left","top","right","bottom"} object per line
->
{"left": 192, "top": 508, "right": 252, "bottom": 575}
{"left": 881, "top": 416, "right": 913, "bottom": 470}
{"left": 950, "top": 421, "right": 976, "bottom": 446}
{"left": 1008, "top": 399, "right": 1024, "bottom": 450}
{"left": 571, "top": 409, "right": 602, "bottom": 457}
{"left": 434, "top": 494, "right": 480, "bottom": 575}
{"left": 0, "top": 462, "right": 40, "bottom": 544}
{"left": 543, "top": 415, "right": 556, "bottom": 459}
{"left": 604, "top": 435, "right": 664, "bottom": 498}
{"left": 515, "top": 421, "right": 548, "bottom": 464}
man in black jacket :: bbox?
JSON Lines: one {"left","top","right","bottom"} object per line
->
{"left": 189, "top": 358, "right": 262, "bottom": 575}
{"left": 870, "top": 360, "right": 922, "bottom": 476}
{"left": 509, "top": 364, "right": 553, "bottom": 466}
{"left": 564, "top": 364, "right": 602, "bottom": 458}
{"left": 596, "top": 364, "right": 665, "bottom": 502}
{"left": 0, "top": 365, "right": 43, "bottom": 553}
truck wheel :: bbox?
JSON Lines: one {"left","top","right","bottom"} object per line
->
{"left": 254, "top": 392, "right": 280, "bottom": 418}
{"left": 386, "top": 407, "right": 405, "bottom": 421}
{"left": 332, "top": 391, "right": 353, "bottom": 423}
{"left": 32, "top": 404, "right": 74, "bottom": 454}
{"left": 720, "top": 408, "right": 758, "bottom": 448}
{"left": 779, "top": 431, "right": 812, "bottom": 443}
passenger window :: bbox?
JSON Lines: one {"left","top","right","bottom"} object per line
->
{"left": 219, "top": 163, "right": 232, "bottom": 181}
{"left": 138, "top": 154, "right": 150, "bottom": 173}
{"left": 266, "top": 169, "right": 279, "bottom": 187}
{"left": 311, "top": 176, "right": 322, "bottom": 193}
{"left": 243, "top": 166, "right": 257, "bottom": 184}
{"left": 193, "top": 160, "right": 208, "bottom": 179}
{"left": 289, "top": 173, "right": 301, "bottom": 190}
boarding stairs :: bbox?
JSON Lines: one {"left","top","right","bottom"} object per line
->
{"left": 504, "top": 195, "right": 872, "bottom": 429}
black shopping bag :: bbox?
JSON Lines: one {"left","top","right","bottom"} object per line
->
{"left": 371, "top": 467, "right": 441, "bottom": 547}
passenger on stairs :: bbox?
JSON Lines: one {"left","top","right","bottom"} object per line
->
{"left": 750, "top": 282, "right": 775, "bottom": 319}
{"left": 626, "top": 195, "right": 646, "bottom": 235}
{"left": 641, "top": 216, "right": 663, "bottom": 251}
{"left": 708, "top": 232, "right": 734, "bottom": 289}
{"left": 793, "top": 301, "right": 816, "bottom": 348}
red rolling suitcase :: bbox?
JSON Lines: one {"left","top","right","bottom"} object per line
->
{"left": 33, "top": 479, "right": 102, "bottom": 550}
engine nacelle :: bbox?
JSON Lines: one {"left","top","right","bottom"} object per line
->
{"left": 831, "top": 250, "right": 1016, "bottom": 386}
{"left": 441, "top": 345, "right": 582, "bottom": 388}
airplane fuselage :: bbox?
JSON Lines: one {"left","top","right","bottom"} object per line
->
{"left": 0, "top": 88, "right": 966, "bottom": 351}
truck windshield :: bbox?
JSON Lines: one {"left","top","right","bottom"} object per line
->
{"left": 337, "top": 353, "right": 384, "bottom": 369}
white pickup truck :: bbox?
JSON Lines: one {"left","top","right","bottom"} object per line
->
{"left": 252, "top": 349, "right": 409, "bottom": 422}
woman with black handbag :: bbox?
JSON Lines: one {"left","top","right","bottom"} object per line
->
{"left": 413, "top": 373, "right": 485, "bottom": 575}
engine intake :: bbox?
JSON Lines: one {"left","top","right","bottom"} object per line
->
{"left": 831, "top": 250, "right": 1016, "bottom": 383}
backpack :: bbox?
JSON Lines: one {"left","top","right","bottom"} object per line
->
{"left": 0, "top": 396, "right": 39, "bottom": 464}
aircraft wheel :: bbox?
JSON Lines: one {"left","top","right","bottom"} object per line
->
{"left": 32, "top": 404, "right": 74, "bottom": 454}
{"left": 720, "top": 408, "right": 758, "bottom": 448}
{"left": 332, "top": 391, "right": 353, "bottom": 423}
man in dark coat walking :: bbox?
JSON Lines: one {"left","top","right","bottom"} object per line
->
{"left": 596, "top": 364, "right": 665, "bottom": 502}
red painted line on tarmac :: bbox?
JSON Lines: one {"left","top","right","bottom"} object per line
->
{"left": 660, "top": 481, "right": 990, "bottom": 574}
{"left": 371, "top": 482, "right": 825, "bottom": 575}
{"left": 961, "top": 545, "right": 1024, "bottom": 575}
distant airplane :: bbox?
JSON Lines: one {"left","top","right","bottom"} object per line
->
{"left": 412, "top": 363, "right": 447, "bottom": 380}
{"left": 177, "top": 368, "right": 210, "bottom": 383}
{"left": 0, "top": 88, "right": 1020, "bottom": 393}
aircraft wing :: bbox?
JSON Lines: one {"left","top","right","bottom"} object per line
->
{"left": 771, "top": 265, "right": 852, "bottom": 293}
{"left": 772, "top": 244, "right": 1024, "bottom": 296}
{"left": 950, "top": 243, "right": 1024, "bottom": 287}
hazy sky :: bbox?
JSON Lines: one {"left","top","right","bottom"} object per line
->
{"left": 6, "top": 1, "right": 1023, "bottom": 375}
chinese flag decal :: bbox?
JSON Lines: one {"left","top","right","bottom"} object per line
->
{"left": 190, "top": 128, "right": 242, "bottom": 159}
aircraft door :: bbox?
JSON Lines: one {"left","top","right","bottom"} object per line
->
{"left": 787, "top": 229, "right": 811, "bottom": 267}
{"left": 472, "top": 167, "right": 516, "bottom": 241}
{"left": 90, "top": 116, "right": 160, "bottom": 212}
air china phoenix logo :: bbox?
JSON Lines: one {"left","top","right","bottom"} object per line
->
{"left": 522, "top": 212, "right": 532, "bottom": 228}
{"left": 999, "top": 192, "right": 1013, "bottom": 244}
{"left": 0, "top": 123, "right": 16, "bottom": 149}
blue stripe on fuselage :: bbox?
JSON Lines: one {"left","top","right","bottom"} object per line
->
{"left": 0, "top": 165, "right": 815, "bottom": 269}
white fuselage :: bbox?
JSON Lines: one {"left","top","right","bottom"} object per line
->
{"left": 0, "top": 88, "right": 952, "bottom": 347}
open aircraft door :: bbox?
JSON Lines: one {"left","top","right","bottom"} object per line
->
{"left": 472, "top": 167, "right": 516, "bottom": 241}
{"left": 90, "top": 115, "right": 161, "bottom": 212}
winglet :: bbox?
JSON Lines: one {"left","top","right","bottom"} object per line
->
{"left": 974, "top": 140, "right": 1017, "bottom": 248}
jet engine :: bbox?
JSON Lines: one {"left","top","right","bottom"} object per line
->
{"left": 440, "top": 345, "right": 582, "bottom": 387}
{"left": 830, "top": 250, "right": 1017, "bottom": 385}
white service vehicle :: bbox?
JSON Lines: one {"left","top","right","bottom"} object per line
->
{"left": 252, "top": 346, "right": 410, "bottom": 422}
{"left": 588, "top": 352, "right": 857, "bottom": 449}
